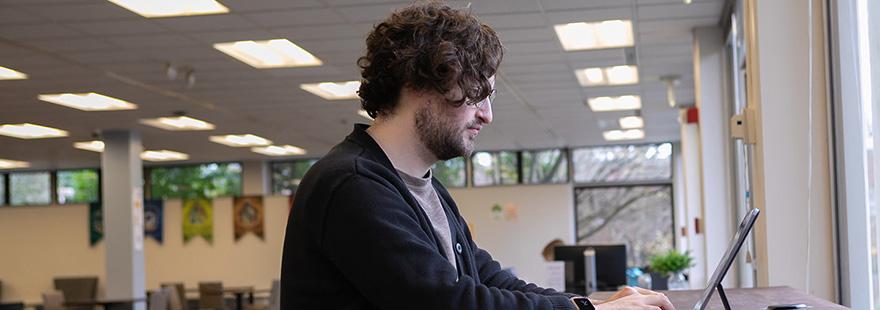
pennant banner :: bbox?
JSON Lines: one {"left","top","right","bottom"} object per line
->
{"left": 144, "top": 199, "right": 164, "bottom": 244}
{"left": 183, "top": 197, "right": 213, "bottom": 244}
{"left": 89, "top": 202, "right": 103, "bottom": 246}
{"left": 233, "top": 196, "right": 265, "bottom": 241}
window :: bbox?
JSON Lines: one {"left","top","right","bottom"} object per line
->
{"left": 471, "top": 151, "right": 519, "bottom": 186}
{"left": 149, "top": 162, "right": 242, "bottom": 199}
{"left": 574, "top": 185, "right": 673, "bottom": 267}
{"left": 0, "top": 174, "right": 5, "bottom": 205}
{"left": 57, "top": 169, "right": 100, "bottom": 204}
{"left": 433, "top": 157, "right": 466, "bottom": 188}
{"left": 572, "top": 143, "right": 672, "bottom": 183}
{"left": 10, "top": 172, "right": 51, "bottom": 205}
{"left": 522, "top": 149, "right": 568, "bottom": 184}
{"left": 271, "top": 159, "right": 318, "bottom": 195}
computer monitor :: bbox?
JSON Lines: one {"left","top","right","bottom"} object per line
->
{"left": 554, "top": 244, "right": 627, "bottom": 293}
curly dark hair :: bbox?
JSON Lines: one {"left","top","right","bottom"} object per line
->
{"left": 357, "top": 1, "right": 504, "bottom": 118}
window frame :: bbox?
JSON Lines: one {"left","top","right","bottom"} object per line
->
{"left": 145, "top": 161, "right": 244, "bottom": 199}
{"left": 55, "top": 168, "right": 102, "bottom": 205}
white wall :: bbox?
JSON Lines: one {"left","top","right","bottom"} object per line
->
{"left": 0, "top": 196, "right": 289, "bottom": 304}
{"left": 448, "top": 184, "right": 575, "bottom": 288}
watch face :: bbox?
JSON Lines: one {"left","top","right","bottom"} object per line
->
{"left": 572, "top": 297, "right": 594, "bottom": 310}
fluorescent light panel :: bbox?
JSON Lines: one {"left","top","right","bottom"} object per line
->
{"left": 0, "top": 66, "right": 27, "bottom": 80}
{"left": 38, "top": 93, "right": 137, "bottom": 111}
{"left": 214, "top": 39, "right": 322, "bottom": 68}
{"left": 603, "top": 129, "right": 645, "bottom": 141}
{"left": 0, "top": 123, "right": 68, "bottom": 139}
{"left": 554, "top": 20, "right": 634, "bottom": 51}
{"left": 252, "top": 145, "right": 307, "bottom": 156}
{"left": 141, "top": 150, "right": 189, "bottom": 162}
{"left": 587, "top": 95, "right": 641, "bottom": 112}
{"left": 74, "top": 141, "right": 105, "bottom": 153}
{"left": 107, "top": 0, "right": 229, "bottom": 18}
{"left": 209, "top": 134, "right": 272, "bottom": 147}
{"left": 301, "top": 81, "right": 360, "bottom": 100}
{"left": 575, "top": 65, "right": 638, "bottom": 87}
{"left": 141, "top": 116, "right": 215, "bottom": 131}
{"left": 0, "top": 159, "right": 30, "bottom": 169}
{"left": 619, "top": 116, "right": 644, "bottom": 129}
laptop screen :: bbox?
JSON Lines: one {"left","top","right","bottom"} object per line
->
{"left": 693, "top": 208, "right": 761, "bottom": 310}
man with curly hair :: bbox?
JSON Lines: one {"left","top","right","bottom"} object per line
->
{"left": 281, "top": 2, "right": 675, "bottom": 309}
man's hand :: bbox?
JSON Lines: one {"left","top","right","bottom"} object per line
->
{"left": 592, "top": 286, "right": 675, "bottom": 310}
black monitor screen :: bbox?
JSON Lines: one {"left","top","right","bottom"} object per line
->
{"left": 553, "top": 244, "right": 627, "bottom": 293}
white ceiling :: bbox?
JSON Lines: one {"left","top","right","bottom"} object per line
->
{"left": 0, "top": 0, "right": 725, "bottom": 170}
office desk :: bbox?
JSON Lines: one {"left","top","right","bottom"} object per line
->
{"left": 589, "top": 286, "right": 848, "bottom": 309}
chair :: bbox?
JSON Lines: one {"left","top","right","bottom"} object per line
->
{"left": 160, "top": 283, "right": 187, "bottom": 310}
{"left": 197, "top": 282, "right": 225, "bottom": 310}
{"left": 162, "top": 286, "right": 182, "bottom": 310}
{"left": 148, "top": 289, "right": 168, "bottom": 310}
{"left": 53, "top": 277, "right": 97, "bottom": 310}
{"left": 267, "top": 280, "right": 279, "bottom": 310}
{"left": 41, "top": 291, "right": 65, "bottom": 310}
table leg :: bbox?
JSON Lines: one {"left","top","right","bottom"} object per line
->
{"left": 234, "top": 293, "right": 243, "bottom": 310}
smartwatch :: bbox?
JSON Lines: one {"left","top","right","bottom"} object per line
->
{"left": 570, "top": 297, "right": 595, "bottom": 310}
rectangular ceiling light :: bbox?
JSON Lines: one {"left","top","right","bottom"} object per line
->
{"left": 619, "top": 116, "right": 644, "bottom": 129}
{"left": 554, "top": 20, "right": 634, "bottom": 51}
{"left": 74, "top": 141, "right": 105, "bottom": 153}
{"left": 107, "top": 0, "right": 229, "bottom": 18}
{"left": 0, "top": 123, "right": 68, "bottom": 139}
{"left": 38, "top": 93, "right": 137, "bottom": 111}
{"left": 575, "top": 65, "right": 638, "bottom": 87}
{"left": 603, "top": 129, "right": 645, "bottom": 141}
{"left": 0, "top": 66, "right": 27, "bottom": 80}
{"left": 214, "top": 39, "right": 322, "bottom": 68}
{"left": 587, "top": 95, "right": 641, "bottom": 112}
{"left": 141, "top": 150, "right": 189, "bottom": 162}
{"left": 209, "top": 134, "right": 272, "bottom": 147}
{"left": 140, "top": 116, "right": 215, "bottom": 131}
{"left": 0, "top": 159, "right": 30, "bottom": 169}
{"left": 301, "top": 81, "right": 361, "bottom": 100}
{"left": 251, "top": 145, "right": 307, "bottom": 156}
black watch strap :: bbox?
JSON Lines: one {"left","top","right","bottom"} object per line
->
{"left": 570, "top": 297, "right": 595, "bottom": 310}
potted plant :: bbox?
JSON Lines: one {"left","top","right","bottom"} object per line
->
{"left": 649, "top": 250, "right": 695, "bottom": 290}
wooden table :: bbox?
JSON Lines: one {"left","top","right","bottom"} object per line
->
{"left": 589, "top": 286, "right": 848, "bottom": 309}
{"left": 186, "top": 286, "right": 255, "bottom": 310}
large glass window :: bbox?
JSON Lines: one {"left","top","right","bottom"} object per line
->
{"left": 522, "top": 149, "right": 568, "bottom": 184}
{"left": 271, "top": 159, "right": 318, "bottom": 195}
{"left": 433, "top": 157, "right": 466, "bottom": 188}
{"left": 149, "top": 162, "right": 242, "bottom": 199}
{"left": 10, "top": 172, "right": 51, "bottom": 205}
{"left": 57, "top": 169, "right": 100, "bottom": 204}
{"left": 572, "top": 143, "right": 672, "bottom": 183}
{"left": 471, "top": 151, "right": 519, "bottom": 186}
{"left": 574, "top": 185, "right": 674, "bottom": 268}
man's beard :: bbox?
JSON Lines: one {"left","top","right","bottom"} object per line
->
{"left": 414, "top": 105, "right": 476, "bottom": 161}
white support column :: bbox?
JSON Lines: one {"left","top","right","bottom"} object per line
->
{"left": 100, "top": 130, "right": 146, "bottom": 310}
{"left": 679, "top": 112, "right": 707, "bottom": 289}
{"left": 745, "top": 0, "right": 835, "bottom": 300}
{"left": 693, "top": 26, "right": 735, "bottom": 288}
{"left": 241, "top": 160, "right": 269, "bottom": 196}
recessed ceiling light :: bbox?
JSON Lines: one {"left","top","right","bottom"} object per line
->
{"left": 0, "top": 159, "right": 30, "bottom": 169}
{"left": 0, "top": 66, "right": 27, "bottom": 80}
{"left": 74, "top": 141, "right": 105, "bottom": 153}
{"left": 301, "top": 81, "right": 360, "bottom": 100}
{"left": 214, "top": 39, "right": 322, "bottom": 68}
{"left": 358, "top": 109, "right": 373, "bottom": 120}
{"left": 619, "top": 116, "right": 644, "bottom": 129}
{"left": 554, "top": 20, "right": 634, "bottom": 51}
{"left": 0, "top": 123, "right": 69, "bottom": 139}
{"left": 251, "top": 145, "right": 307, "bottom": 156}
{"left": 107, "top": 0, "right": 229, "bottom": 18}
{"left": 140, "top": 116, "right": 215, "bottom": 131}
{"left": 587, "top": 95, "right": 641, "bottom": 112}
{"left": 575, "top": 65, "right": 638, "bottom": 87}
{"left": 603, "top": 129, "right": 645, "bottom": 141}
{"left": 209, "top": 134, "right": 272, "bottom": 147}
{"left": 38, "top": 93, "right": 137, "bottom": 111}
{"left": 141, "top": 150, "right": 189, "bottom": 162}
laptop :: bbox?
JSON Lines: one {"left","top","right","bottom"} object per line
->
{"left": 693, "top": 208, "right": 760, "bottom": 310}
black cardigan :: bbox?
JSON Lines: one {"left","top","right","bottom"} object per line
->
{"left": 280, "top": 124, "right": 576, "bottom": 309}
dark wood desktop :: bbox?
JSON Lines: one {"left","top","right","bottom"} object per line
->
{"left": 590, "top": 286, "right": 848, "bottom": 310}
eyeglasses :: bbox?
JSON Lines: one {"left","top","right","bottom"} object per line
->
{"left": 465, "top": 88, "right": 497, "bottom": 108}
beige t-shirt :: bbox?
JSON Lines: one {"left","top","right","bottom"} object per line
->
{"left": 397, "top": 169, "right": 456, "bottom": 268}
